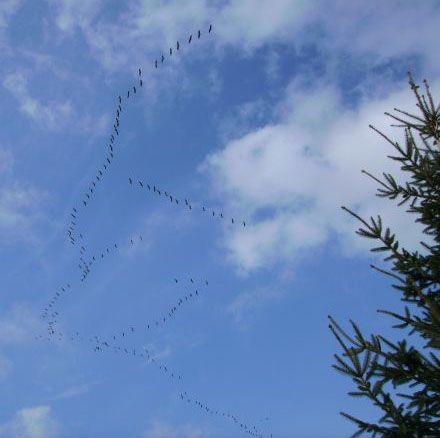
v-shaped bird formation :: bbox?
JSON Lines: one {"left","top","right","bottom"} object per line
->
{"left": 38, "top": 23, "right": 273, "bottom": 438}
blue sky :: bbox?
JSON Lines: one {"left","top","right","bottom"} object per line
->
{"left": 0, "top": 1, "right": 439, "bottom": 437}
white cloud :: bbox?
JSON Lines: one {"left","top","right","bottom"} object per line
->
{"left": 3, "top": 71, "right": 73, "bottom": 130}
{"left": 202, "top": 73, "right": 440, "bottom": 273}
{"left": 0, "top": 406, "right": 59, "bottom": 438}
{"left": 143, "top": 421, "right": 204, "bottom": 438}
{"left": 46, "top": 0, "right": 440, "bottom": 79}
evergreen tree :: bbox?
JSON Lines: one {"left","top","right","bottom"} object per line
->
{"left": 328, "top": 71, "right": 440, "bottom": 437}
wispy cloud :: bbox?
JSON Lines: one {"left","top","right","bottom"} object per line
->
{"left": 143, "top": 421, "right": 205, "bottom": 438}
{"left": 0, "top": 353, "right": 12, "bottom": 382}
{"left": 52, "top": 380, "right": 102, "bottom": 401}
{"left": 0, "top": 405, "right": 59, "bottom": 438}
{"left": 0, "top": 302, "right": 43, "bottom": 345}
{"left": 0, "top": 0, "right": 22, "bottom": 50}
{"left": 3, "top": 71, "right": 73, "bottom": 131}
{"left": 0, "top": 146, "right": 47, "bottom": 244}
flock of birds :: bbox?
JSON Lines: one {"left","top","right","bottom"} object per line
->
{"left": 38, "top": 24, "right": 272, "bottom": 437}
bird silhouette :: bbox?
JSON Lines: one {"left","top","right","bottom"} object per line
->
{"left": 161, "top": 54, "right": 165, "bottom": 63}
{"left": 188, "top": 34, "right": 192, "bottom": 43}
{"left": 139, "top": 181, "right": 143, "bottom": 187}
{"left": 140, "top": 79, "right": 143, "bottom": 87}
{"left": 169, "top": 47, "right": 172, "bottom": 55}
{"left": 129, "top": 178, "right": 133, "bottom": 185}
{"left": 177, "top": 41, "right": 180, "bottom": 50}
{"left": 138, "top": 68, "right": 141, "bottom": 76}
{"left": 155, "top": 60, "right": 158, "bottom": 68}
{"left": 198, "top": 30, "right": 201, "bottom": 38}
{"left": 209, "top": 24, "right": 212, "bottom": 33}
{"left": 133, "top": 86, "right": 136, "bottom": 94}
{"left": 127, "top": 90, "right": 130, "bottom": 98}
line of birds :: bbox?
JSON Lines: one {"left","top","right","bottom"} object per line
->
{"left": 53, "top": 22, "right": 272, "bottom": 437}
{"left": 35, "top": 325, "right": 183, "bottom": 382}
{"left": 67, "top": 24, "right": 213, "bottom": 248}
{"left": 181, "top": 391, "right": 270, "bottom": 438}
{"left": 129, "top": 177, "right": 247, "bottom": 227}
{"left": 35, "top": 322, "right": 270, "bottom": 438}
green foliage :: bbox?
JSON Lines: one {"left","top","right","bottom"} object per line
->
{"left": 329, "top": 72, "right": 440, "bottom": 437}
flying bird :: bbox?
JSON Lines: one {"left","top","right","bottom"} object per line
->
{"left": 198, "top": 30, "right": 201, "bottom": 38}
{"left": 188, "top": 34, "right": 192, "bottom": 43}
{"left": 129, "top": 178, "right": 133, "bottom": 184}
{"left": 140, "top": 79, "right": 143, "bottom": 87}
{"left": 119, "top": 96, "right": 122, "bottom": 103}
{"left": 133, "top": 86, "right": 136, "bottom": 93}
{"left": 209, "top": 24, "right": 212, "bottom": 33}
{"left": 177, "top": 41, "right": 180, "bottom": 50}
{"left": 155, "top": 60, "right": 158, "bottom": 68}
{"left": 127, "top": 90, "right": 130, "bottom": 98}
{"left": 138, "top": 68, "right": 141, "bottom": 76}
{"left": 169, "top": 47, "right": 172, "bottom": 55}
{"left": 139, "top": 181, "right": 143, "bottom": 187}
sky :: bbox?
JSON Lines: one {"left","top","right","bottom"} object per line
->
{"left": 0, "top": 1, "right": 439, "bottom": 437}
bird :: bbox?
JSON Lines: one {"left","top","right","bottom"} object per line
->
{"left": 133, "top": 86, "right": 136, "bottom": 94}
{"left": 138, "top": 68, "right": 141, "bottom": 76}
{"left": 128, "top": 177, "right": 133, "bottom": 185}
{"left": 170, "top": 47, "right": 172, "bottom": 55}
{"left": 243, "top": 221, "right": 246, "bottom": 227}
{"left": 155, "top": 60, "right": 158, "bottom": 68}
{"left": 198, "top": 30, "right": 201, "bottom": 38}
{"left": 177, "top": 41, "right": 180, "bottom": 50}
{"left": 119, "top": 96, "right": 122, "bottom": 103}
{"left": 139, "top": 181, "right": 143, "bottom": 187}
{"left": 107, "top": 158, "right": 111, "bottom": 164}
{"left": 209, "top": 24, "right": 212, "bottom": 33}
{"left": 127, "top": 90, "right": 130, "bottom": 98}
{"left": 174, "top": 278, "right": 178, "bottom": 283}
{"left": 161, "top": 54, "right": 165, "bottom": 63}
{"left": 140, "top": 79, "right": 143, "bottom": 87}
{"left": 188, "top": 34, "right": 192, "bottom": 43}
